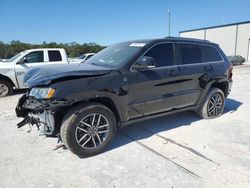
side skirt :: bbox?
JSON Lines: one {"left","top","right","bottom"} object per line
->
{"left": 121, "top": 105, "right": 198, "bottom": 127}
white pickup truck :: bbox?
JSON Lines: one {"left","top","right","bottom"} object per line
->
{"left": 0, "top": 48, "right": 81, "bottom": 97}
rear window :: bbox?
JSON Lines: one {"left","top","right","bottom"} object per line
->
{"left": 179, "top": 44, "right": 202, "bottom": 64}
{"left": 200, "top": 45, "right": 222, "bottom": 62}
{"left": 48, "top": 50, "right": 62, "bottom": 61}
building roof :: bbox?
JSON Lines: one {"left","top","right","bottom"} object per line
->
{"left": 179, "top": 20, "right": 250, "bottom": 33}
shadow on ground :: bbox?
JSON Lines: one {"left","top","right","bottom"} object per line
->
{"left": 53, "top": 97, "right": 242, "bottom": 158}
{"left": 224, "top": 98, "right": 242, "bottom": 113}
{"left": 106, "top": 98, "right": 242, "bottom": 153}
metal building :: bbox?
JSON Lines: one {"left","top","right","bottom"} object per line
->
{"left": 179, "top": 21, "right": 250, "bottom": 61}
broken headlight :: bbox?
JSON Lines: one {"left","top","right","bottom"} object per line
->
{"left": 29, "top": 87, "right": 56, "bottom": 99}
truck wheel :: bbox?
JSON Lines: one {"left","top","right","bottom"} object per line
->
{"left": 60, "top": 102, "right": 117, "bottom": 157}
{"left": 196, "top": 88, "right": 225, "bottom": 119}
{"left": 0, "top": 79, "right": 14, "bottom": 97}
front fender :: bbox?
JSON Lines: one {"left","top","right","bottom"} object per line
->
{"left": 68, "top": 90, "right": 128, "bottom": 123}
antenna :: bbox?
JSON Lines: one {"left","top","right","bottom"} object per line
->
{"left": 168, "top": 9, "right": 171, "bottom": 36}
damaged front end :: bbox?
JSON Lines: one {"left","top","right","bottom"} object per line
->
{"left": 16, "top": 93, "right": 70, "bottom": 135}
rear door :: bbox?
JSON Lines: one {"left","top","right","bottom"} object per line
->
{"left": 176, "top": 43, "right": 222, "bottom": 107}
{"left": 127, "top": 43, "right": 181, "bottom": 119}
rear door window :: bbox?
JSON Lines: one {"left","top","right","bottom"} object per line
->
{"left": 178, "top": 44, "right": 202, "bottom": 64}
{"left": 48, "top": 50, "right": 62, "bottom": 61}
{"left": 144, "top": 43, "right": 174, "bottom": 67}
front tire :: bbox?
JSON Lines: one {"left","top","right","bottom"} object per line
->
{"left": 60, "top": 103, "right": 117, "bottom": 157}
{"left": 0, "top": 79, "right": 14, "bottom": 97}
{"left": 197, "top": 88, "right": 225, "bottom": 119}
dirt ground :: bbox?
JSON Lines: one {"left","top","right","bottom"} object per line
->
{"left": 0, "top": 65, "right": 250, "bottom": 188}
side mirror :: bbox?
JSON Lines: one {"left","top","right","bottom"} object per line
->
{"left": 133, "top": 56, "right": 156, "bottom": 70}
{"left": 17, "top": 57, "right": 28, "bottom": 64}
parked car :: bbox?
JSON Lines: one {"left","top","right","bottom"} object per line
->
{"left": 0, "top": 48, "right": 80, "bottom": 97}
{"left": 0, "top": 58, "right": 7, "bottom": 62}
{"left": 16, "top": 37, "right": 233, "bottom": 157}
{"left": 227, "top": 55, "right": 245, "bottom": 65}
{"left": 68, "top": 53, "right": 95, "bottom": 62}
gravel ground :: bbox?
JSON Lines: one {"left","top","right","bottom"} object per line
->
{"left": 0, "top": 65, "right": 250, "bottom": 188}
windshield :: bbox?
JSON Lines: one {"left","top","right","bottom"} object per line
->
{"left": 4, "top": 51, "right": 26, "bottom": 62}
{"left": 85, "top": 45, "right": 141, "bottom": 68}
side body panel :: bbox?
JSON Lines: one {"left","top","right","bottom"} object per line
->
{"left": 126, "top": 67, "right": 180, "bottom": 119}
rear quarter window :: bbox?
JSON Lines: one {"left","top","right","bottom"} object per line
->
{"left": 48, "top": 50, "right": 62, "bottom": 62}
{"left": 200, "top": 45, "right": 222, "bottom": 62}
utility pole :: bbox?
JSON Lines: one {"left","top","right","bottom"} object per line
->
{"left": 168, "top": 9, "right": 171, "bottom": 37}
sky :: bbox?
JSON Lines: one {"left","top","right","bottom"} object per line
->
{"left": 0, "top": 0, "right": 249, "bottom": 45}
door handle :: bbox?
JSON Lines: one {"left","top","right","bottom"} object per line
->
{"left": 204, "top": 64, "right": 213, "bottom": 72}
{"left": 169, "top": 69, "right": 180, "bottom": 76}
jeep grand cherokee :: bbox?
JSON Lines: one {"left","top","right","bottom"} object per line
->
{"left": 16, "top": 37, "right": 233, "bottom": 157}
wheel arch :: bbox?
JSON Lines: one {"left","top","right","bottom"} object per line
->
{"left": 198, "top": 78, "right": 229, "bottom": 106}
{"left": 56, "top": 96, "right": 124, "bottom": 131}
{"left": 0, "top": 74, "right": 16, "bottom": 88}
{"left": 211, "top": 81, "right": 229, "bottom": 97}
{"left": 88, "top": 97, "right": 123, "bottom": 126}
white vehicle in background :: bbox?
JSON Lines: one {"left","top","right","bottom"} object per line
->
{"left": 68, "top": 53, "right": 95, "bottom": 62}
{"left": 0, "top": 48, "right": 76, "bottom": 97}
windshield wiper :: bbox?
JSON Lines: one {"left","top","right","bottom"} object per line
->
{"left": 91, "top": 62, "right": 101, "bottom": 66}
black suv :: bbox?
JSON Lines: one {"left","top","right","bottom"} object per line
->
{"left": 16, "top": 37, "right": 233, "bottom": 157}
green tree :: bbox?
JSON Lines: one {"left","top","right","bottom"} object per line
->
{"left": 0, "top": 41, "right": 105, "bottom": 59}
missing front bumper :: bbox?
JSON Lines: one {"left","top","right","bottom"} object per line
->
{"left": 17, "top": 111, "right": 56, "bottom": 135}
{"left": 16, "top": 94, "right": 72, "bottom": 135}
{"left": 15, "top": 94, "right": 65, "bottom": 135}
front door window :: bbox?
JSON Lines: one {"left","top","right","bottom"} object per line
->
{"left": 23, "top": 51, "right": 44, "bottom": 63}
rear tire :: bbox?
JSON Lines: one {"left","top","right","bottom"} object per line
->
{"left": 0, "top": 79, "right": 14, "bottom": 97}
{"left": 196, "top": 88, "right": 225, "bottom": 119}
{"left": 60, "top": 102, "right": 117, "bottom": 157}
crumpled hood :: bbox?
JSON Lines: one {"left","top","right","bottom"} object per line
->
{"left": 24, "top": 63, "right": 112, "bottom": 88}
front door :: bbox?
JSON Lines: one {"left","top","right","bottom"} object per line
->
{"left": 127, "top": 43, "right": 181, "bottom": 119}
{"left": 14, "top": 50, "right": 63, "bottom": 88}
{"left": 15, "top": 50, "right": 46, "bottom": 88}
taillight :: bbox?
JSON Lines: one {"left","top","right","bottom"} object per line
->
{"left": 228, "top": 63, "right": 233, "bottom": 79}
